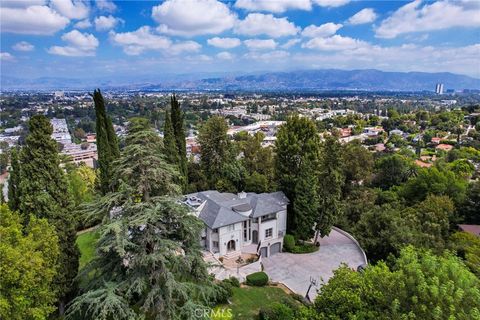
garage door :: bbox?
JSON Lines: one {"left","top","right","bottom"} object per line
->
{"left": 260, "top": 247, "right": 268, "bottom": 258}
{"left": 270, "top": 242, "right": 281, "bottom": 256}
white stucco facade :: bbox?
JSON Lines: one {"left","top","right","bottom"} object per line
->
{"left": 185, "top": 191, "right": 288, "bottom": 258}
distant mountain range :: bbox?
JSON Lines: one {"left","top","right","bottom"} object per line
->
{"left": 2, "top": 69, "right": 479, "bottom": 92}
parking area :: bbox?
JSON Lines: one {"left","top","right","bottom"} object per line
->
{"left": 262, "top": 228, "right": 367, "bottom": 301}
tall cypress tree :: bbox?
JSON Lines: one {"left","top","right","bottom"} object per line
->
{"left": 275, "top": 115, "right": 321, "bottom": 234}
{"left": 293, "top": 158, "right": 319, "bottom": 241}
{"left": 93, "top": 89, "right": 120, "bottom": 194}
{"left": 7, "top": 147, "right": 20, "bottom": 211}
{"left": 163, "top": 108, "right": 179, "bottom": 165}
{"left": 17, "top": 115, "right": 79, "bottom": 315}
{"left": 170, "top": 94, "right": 188, "bottom": 188}
{"left": 314, "top": 136, "right": 345, "bottom": 243}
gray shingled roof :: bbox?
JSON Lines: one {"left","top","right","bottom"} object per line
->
{"left": 184, "top": 190, "right": 289, "bottom": 229}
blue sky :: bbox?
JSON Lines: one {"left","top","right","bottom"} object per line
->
{"left": 1, "top": 0, "right": 479, "bottom": 81}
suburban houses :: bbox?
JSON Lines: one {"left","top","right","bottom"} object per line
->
{"left": 184, "top": 190, "right": 288, "bottom": 258}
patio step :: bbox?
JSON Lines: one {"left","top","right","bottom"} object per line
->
{"left": 223, "top": 251, "right": 241, "bottom": 260}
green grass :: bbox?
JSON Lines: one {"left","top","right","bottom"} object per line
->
{"left": 76, "top": 230, "right": 100, "bottom": 270}
{"left": 213, "top": 285, "right": 296, "bottom": 320}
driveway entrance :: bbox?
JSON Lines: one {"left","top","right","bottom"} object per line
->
{"left": 262, "top": 228, "right": 367, "bottom": 301}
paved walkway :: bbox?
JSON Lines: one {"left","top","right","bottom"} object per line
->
{"left": 262, "top": 228, "right": 367, "bottom": 301}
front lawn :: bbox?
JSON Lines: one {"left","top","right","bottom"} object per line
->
{"left": 213, "top": 285, "right": 297, "bottom": 320}
{"left": 76, "top": 229, "right": 100, "bottom": 270}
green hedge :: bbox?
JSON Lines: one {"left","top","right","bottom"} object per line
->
{"left": 283, "top": 235, "right": 319, "bottom": 254}
{"left": 289, "top": 243, "right": 319, "bottom": 254}
{"left": 283, "top": 234, "right": 295, "bottom": 252}
{"left": 246, "top": 272, "right": 269, "bottom": 286}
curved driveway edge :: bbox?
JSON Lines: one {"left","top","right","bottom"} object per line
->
{"left": 262, "top": 227, "right": 367, "bottom": 301}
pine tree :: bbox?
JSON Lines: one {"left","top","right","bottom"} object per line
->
{"left": 67, "top": 119, "right": 224, "bottom": 320}
{"left": 7, "top": 147, "right": 20, "bottom": 211}
{"left": 163, "top": 108, "right": 179, "bottom": 165}
{"left": 170, "top": 94, "right": 188, "bottom": 188}
{"left": 314, "top": 136, "right": 345, "bottom": 243}
{"left": 17, "top": 115, "right": 79, "bottom": 315}
{"left": 93, "top": 89, "right": 120, "bottom": 194}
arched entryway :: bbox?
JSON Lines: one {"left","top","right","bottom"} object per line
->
{"left": 252, "top": 230, "right": 258, "bottom": 244}
{"left": 227, "top": 240, "right": 236, "bottom": 252}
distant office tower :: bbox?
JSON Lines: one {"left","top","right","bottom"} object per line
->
{"left": 435, "top": 83, "right": 444, "bottom": 94}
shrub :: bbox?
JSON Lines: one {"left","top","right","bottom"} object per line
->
{"left": 246, "top": 256, "right": 258, "bottom": 264}
{"left": 283, "top": 234, "right": 295, "bottom": 252}
{"left": 215, "top": 282, "right": 232, "bottom": 304}
{"left": 289, "top": 243, "right": 319, "bottom": 254}
{"left": 223, "top": 276, "right": 240, "bottom": 288}
{"left": 283, "top": 235, "right": 319, "bottom": 254}
{"left": 259, "top": 302, "right": 295, "bottom": 320}
{"left": 246, "top": 272, "right": 269, "bottom": 286}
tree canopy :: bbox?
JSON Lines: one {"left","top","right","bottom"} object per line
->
{"left": 0, "top": 205, "right": 60, "bottom": 320}
{"left": 313, "top": 246, "right": 480, "bottom": 320}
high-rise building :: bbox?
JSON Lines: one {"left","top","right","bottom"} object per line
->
{"left": 435, "top": 83, "right": 444, "bottom": 94}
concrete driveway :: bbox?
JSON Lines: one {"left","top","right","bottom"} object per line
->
{"left": 262, "top": 227, "right": 367, "bottom": 301}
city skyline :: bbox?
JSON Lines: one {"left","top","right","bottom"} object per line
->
{"left": 1, "top": 0, "right": 479, "bottom": 81}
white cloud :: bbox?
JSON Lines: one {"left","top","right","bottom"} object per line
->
{"left": 217, "top": 51, "right": 235, "bottom": 60}
{"left": 244, "top": 39, "right": 277, "bottom": 50}
{"left": 207, "top": 37, "right": 241, "bottom": 49}
{"left": 376, "top": 0, "right": 480, "bottom": 39}
{"left": 12, "top": 41, "right": 35, "bottom": 51}
{"left": 313, "top": 0, "right": 350, "bottom": 7}
{"left": 0, "top": 0, "right": 46, "bottom": 8}
{"left": 347, "top": 8, "right": 377, "bottom": 25}
{"left": 110, "top": 26, "right": 171, "bottom": 55}
{"left": 94, "top": 15, "right": 121, "bottom": 31}
{"left": 74, "top": 19, "right": 91, "bottom": 29}
{"left": 152, "top": 0, "right": 236, "bottom": 37}
{"left": 281, "top": 38, "right": 301, "bottom": 49}
{"left": 110, "top": 26, "right": 201, "bottom": 56}
{"left": 50, "top": 0, "right": 89, "bottom": 20}
{"left": 235, "top": 0, "right": 311, "bottom": 13}
{"left": 302, "top": 35, "right": 369, "bottom": 51}
{"left": 302, "top": 23, "right": 342, "bottom": 38}
{"left": 235, "top": 13, "right": 299, "bottom": 38}
{"left": 96, "top": 0, "right": 116, "bottom": 12}
{"left": 244, "top": 50, "right": 290, "bottom": 61}
{"left": 292, "top": 43, "right": 480, "bottom": 78}
{"left": 0, "top": 5, "right": 69, "bottom": 35}
{"left": 170, "top": 41, "right": 201, "bottom": 55}
{"left": 0, "top": 52, "right": 15, "bottom": 61}
{"left": 48, "top": 30, "right": 99, "bottom": 56}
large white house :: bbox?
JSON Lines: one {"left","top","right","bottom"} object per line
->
{"left": 184, "top": 191, "right": 288, "bottom": 258}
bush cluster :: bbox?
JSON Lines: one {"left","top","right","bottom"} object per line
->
{"left": 246, "top": 272, "right": 269, "bottom": 286}
{"left": 283, "top": 234, "right": 319, "bottom": 254}
{"left": 215, "top": 277, "right": 240, "bottom": 303}
{"left": 258, "top": 299, "right": 299, "bottom": 320}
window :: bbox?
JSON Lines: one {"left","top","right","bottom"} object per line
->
{"left": 213, "top": 228, "right": 218, "bottom": 233}
{"left": 261, "top": 213, "right": 276, "bottom": 222}
{"left": 253, "top": 218, "right": 259, "bottom": 223}
{"left": 243, "top": 229, "right": 247, "bottom": 241}
{"left": 213, "top": 241, "right": 219, "bottom": 248}
{"left": 265, "top": 228, "right": 273, "bottom": 238}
